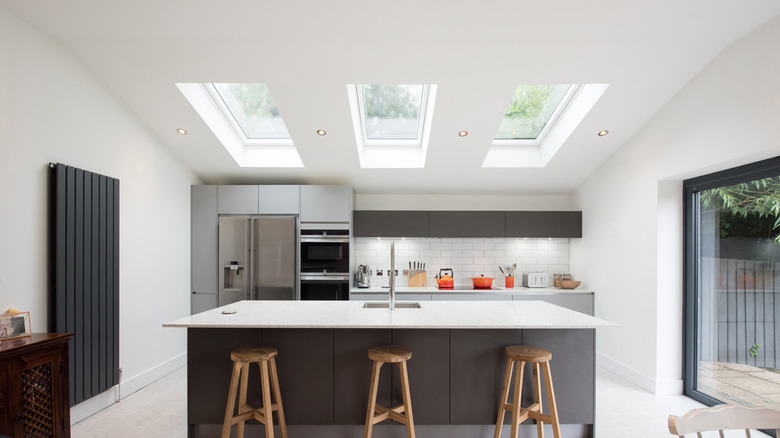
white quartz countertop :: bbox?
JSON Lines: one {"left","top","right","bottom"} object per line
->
{"left": 350, "top": 286, "right": 593, "bottom": 294}
{"left": 163, "top": 300, "right": 616, "bottom": 329}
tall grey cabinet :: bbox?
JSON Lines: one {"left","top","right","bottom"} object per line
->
{"left": 191, "top": 186, "right": 218, "bottom": 314}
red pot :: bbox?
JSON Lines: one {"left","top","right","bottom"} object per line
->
{"left": 470, "top": 275, "right": 494, "bottom": 288}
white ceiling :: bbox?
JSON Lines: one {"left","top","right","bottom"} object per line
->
{"left": 3, "top": 1, "right": 779, "bottom": 195}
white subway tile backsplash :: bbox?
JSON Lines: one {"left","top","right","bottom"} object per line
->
{"left": 355, "top": 237, "right": 570, "bottom": 284}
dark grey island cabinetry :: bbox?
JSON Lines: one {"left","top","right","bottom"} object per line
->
{"left": 165, "top": 300, "right": 614, "bottom": 438}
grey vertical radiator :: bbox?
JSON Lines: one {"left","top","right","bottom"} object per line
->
{"left": 50, "top": 163, "right": 119, "bottom": 406}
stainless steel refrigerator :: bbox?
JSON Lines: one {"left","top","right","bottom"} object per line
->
{"left": 218, "top": 215, "right": 297, "bottom": 305}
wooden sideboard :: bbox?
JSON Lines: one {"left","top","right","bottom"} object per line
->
{"left": 0, "top": 333, "right": 72, "bottom": 438}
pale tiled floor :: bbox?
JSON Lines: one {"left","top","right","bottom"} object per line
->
{"left": 70, "top": 366, "right": 771, "bottom": 437}
{"left": 699, "top": 361, "right": 780, "bottom": 407}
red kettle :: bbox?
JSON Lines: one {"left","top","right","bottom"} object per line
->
{"left": 435, "top": 268, "right": 454, "bottom": 288}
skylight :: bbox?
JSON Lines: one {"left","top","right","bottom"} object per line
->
{"left": 210, "top": 83, "right": 291, "bottom": 140}
{"left": 176, "top": 83, "right": 303, "bottom": 167}
{"left": 483, "top": 83, "right": 609, "bottom": 168}
{"left": 348, "top": 84, "right": 437, "bottom": 168}
{"left": 495, "top": 84, "right": 573, "bottom": 141}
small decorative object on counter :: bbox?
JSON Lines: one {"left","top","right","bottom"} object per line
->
{"left": 505, "top": 276, "right": 514, "bottom": 288}
{"left": 559, "top": 280, "right": 581, "bottom": 289}
{"left": 553, "top": 273, "right": 563, "bottom": 288}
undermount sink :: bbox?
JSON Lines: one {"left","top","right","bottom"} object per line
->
{"left": 362, "top": 302, "right": 422, "bottom": 309}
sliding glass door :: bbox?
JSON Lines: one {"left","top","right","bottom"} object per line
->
{"left": 684, "top": 157, "right": 780, "bottom": 412}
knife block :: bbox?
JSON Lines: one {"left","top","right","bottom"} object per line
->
{"left": 408, "top": 271, "right": 427, "bottom": 287}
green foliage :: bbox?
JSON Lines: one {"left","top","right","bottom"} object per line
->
{"left": 223, "top": 83, "right": 280, "bottom": 118}
{"left": 362, "top": 85, "right": 421, "bottom": 119}
{"left": 750, "top": 343, "right": 761, "bottom": 357}
{"left": 700, "top": 177, "right": 780, "bottom": 242}
{"left": 496, "top": 84, "right": 569, "bottom": 139}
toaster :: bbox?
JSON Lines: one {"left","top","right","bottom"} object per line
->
{"left": 522, "top": 272, "right": 549, "bottom": 288}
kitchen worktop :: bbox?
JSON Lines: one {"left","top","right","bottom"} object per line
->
{"left": 163, "top": 299, "right": 614, "bottom": 329}
{"left": 350, "top": 285, "right": 593, "bottom": 294}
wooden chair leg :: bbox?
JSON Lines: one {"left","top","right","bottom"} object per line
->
{"left": 237, "top": 363, "right": 249, "bottom": 438}
{"left": 398, "top": 361, "right": 416, "bottom": 438}
{"left": 260, "top": 361, "right": 275, "bottom": 438}
{"left": 533, "top": 363, "right": 544, "bottom": 438}
{"left": 269, "top": 357, "right": 288, "bottom": 438}
{"left": 541, "top": 362, "right": 561, "bottom": 438}
{"left": 494, "top": 357, "right": 515, "bottom": 438}
{"left": 222, "top": 361, "right": 242, "bottom": 438}
{"left": 510, "top": 360, "right": 526, "bottom": 438}
{"left": 364, "top": 361, "right": 383, "bottom": 438}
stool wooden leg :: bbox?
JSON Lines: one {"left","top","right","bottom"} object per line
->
{"left": 494, "top": 357, "right": 515, "bottom": 438}
{"left": 260, "top": 360, "right": 275, "bottom": 438}
{"left": 269, "top": 357, "right": 288, "bottom": 438}
{"left": 397, "top": 361, "right": 416, "bottom": 438}
{"left": 222, "top": 361, "right": 243, "bottom": 438}
{"left": 541, "top": 362, "right": 561, "bottom": 438}
{"left": 364, "top": 360, "right": 382, "bottom": 438}
{"left": 510, "top": 360, "right": 526, "bottom": 438}
{"left": 237, "top": 363, "right": 250, "bottom": 438}
{"left": 532, "top": 363, "right": 544, "bottom": 438}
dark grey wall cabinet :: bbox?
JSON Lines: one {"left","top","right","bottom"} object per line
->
{"left": 429, "top": 211, "right": 506, "bottom": 238}
{"left": 354, "top": 210, "right": 583, "bottom": 238}
{"left": 505, "top": 211, "right": 582, "bottom": 238}
{"left": 353, "top": 210, "right": 430, "bottom": 237}
{"left": 217, "top": 185, "right": 259, "bottom": 214}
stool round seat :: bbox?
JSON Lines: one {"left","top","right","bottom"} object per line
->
{"left": 505, "top": 345, "right": 552, "bottom": 363}
{"left": 231, "top": 346, "right": 278, "bottom": 362}
{"left": 368, "top": 345, "right": 412, "bottom": 363}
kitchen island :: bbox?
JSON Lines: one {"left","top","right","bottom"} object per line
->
{"left": 165, "top": 300, "right": 615, "bottom": 438}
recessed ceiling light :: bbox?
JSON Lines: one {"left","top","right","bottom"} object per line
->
{"left": 598, "top": 130, "right": 609, "bottom": 136}
{"left": 177, "top": 128, "right": 187, "bottom": 135}
{"left": 316, "top": 129, "right": 326, "bottom": 136}
{"left": 458, "top": 131, "right": 468, "bottom": 137}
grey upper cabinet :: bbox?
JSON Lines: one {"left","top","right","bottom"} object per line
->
{"left": 353, "top": 211, "right": 429, "bottom": 237}
{"left": 300, "top": 185, "right": 352, "bottom": 223}
{"left": 191, "top": 186, "right": 218, "bottom": 293}
{"left": 217, "top": 185, "right": 259, "bottom": 214}
{"left": 505, "top": 211, "right": 582, "bottom": 238}
{"left": 429, "top": 211, "right": 505, "bottom": 238}
{"left": 258, "top": 185, "right": 300, "bottom": 214}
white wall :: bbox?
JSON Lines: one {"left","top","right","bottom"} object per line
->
{"left": 571, "top": 15, "right": 780, "bottom": 394}
{"left": 0, "top": 8, "right": 198, "bottom": 415}
{"left": 356, "top": 194, "right": 573, "bottom": 211}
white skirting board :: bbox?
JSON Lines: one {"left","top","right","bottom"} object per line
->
{"left": 70, "top": 353, "right": 187, "bottom": 424}
{"left": 597, "top": 352, "right": 683, "bottom": 395}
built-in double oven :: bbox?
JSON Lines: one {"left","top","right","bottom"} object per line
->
{"left": 299, "top": 229, "right": 350, "bottom": 300}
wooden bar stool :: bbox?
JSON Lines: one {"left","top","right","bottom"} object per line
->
{"left": 222, "top": 346, "right": 288, "bottom": 438}
{"left": 494, "top": 345, "right": 561, "bottom": 438}
{"left": 364, "top": 345, "right": 415, "bottom": 438}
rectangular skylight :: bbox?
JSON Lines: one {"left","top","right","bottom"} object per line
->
{"left": 357, "top": 84, "right": 429, "bottom": 145}
{"left": 495, "top": 84, "right": 574, "bottom": 142}
{"left": 210, "top": 83, "right": 291, "bottom": 140}
{"left": 347, "top": 84, "right": 437, "bottom": 168}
